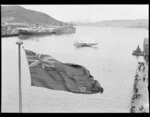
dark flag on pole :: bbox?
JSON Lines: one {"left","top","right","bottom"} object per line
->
{"left": 24, "top": 49, "right": 103, "bottom": 94}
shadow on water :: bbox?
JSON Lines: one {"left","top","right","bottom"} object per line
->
{"left": 18, "top": 34, "right": 52, "bottom": 41}
{"left": 74, "top": 46, "right": 99, "bottom": 50}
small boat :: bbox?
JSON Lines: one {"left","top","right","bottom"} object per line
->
{"left": 74, "top": 41, "right": 98, "bottom": 47}
{"left": 132, "top": 45, "right": 144, "bottom": 56}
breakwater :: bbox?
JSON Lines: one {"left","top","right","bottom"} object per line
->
{"left": 53, "top": 26, "right": 76, "bottom": 35}
{"left": 1, "top": 23, "right": 76, "bottom": 38}
{"left": 130, "top": 38, "right": 149, "bottom": 113}
{"left": 2, "top": 33, "right": 19, "bottom": 37}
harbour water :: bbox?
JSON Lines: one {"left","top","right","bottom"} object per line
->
{"left": 2, "top": 26, "right": 148, "bottom": 112}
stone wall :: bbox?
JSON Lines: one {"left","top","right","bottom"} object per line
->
{"left": 130, "top": 38, "right": 149, "bottom": 113}
{"left": 130, "top": 62, "right": 149, "bottom": 113}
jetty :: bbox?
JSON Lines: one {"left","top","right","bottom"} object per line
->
{"left": 130, "top": 38, "right": 149, "bottom": 113}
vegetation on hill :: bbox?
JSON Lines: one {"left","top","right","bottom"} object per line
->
{"left": 1, "top": 6, "right": 64, "bottom": 25}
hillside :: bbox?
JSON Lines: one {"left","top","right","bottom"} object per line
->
{"left": 1, "top": 6, "right": 64, "bottom": 25}
{"left": 74, "top": 19, "right": 149, "bottom": 29}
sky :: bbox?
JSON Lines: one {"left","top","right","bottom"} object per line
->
{"left": 11, "top": 5, "right": 150, "bottom": 22}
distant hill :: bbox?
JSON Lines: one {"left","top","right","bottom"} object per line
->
{"left": 1, "top": 6, "right": 64, "bottom": 25}
{"left": 74, "top": 19, "right": 149, "bottom": 29}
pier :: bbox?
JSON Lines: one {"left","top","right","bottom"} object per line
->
{"left": 130, "top": 38, "right": 149, "bottom": 113}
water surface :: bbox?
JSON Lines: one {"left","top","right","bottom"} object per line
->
{"left": 2, "top": 26, "right": 148, "bottom": 112}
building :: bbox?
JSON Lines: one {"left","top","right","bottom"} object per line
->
{"left": 143, "top": 38, "right": 149, "bottom": 63}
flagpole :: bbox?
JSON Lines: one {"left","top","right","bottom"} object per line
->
{"left": 16, "top": 40, "right": 23, "bottom": 113}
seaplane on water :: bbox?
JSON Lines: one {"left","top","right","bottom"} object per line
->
{"left": 74, "top": 40, "right": 98, "bottom": 48}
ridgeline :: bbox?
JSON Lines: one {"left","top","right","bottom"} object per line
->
{"left": 74, "top": 19, "right": 148, "bottom": 29}
{"left": 1, "top": 5, "right": 64, "bottom": 25}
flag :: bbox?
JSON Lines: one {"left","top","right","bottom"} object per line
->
{"left": 24, "top": 49, "right": 103, "bottom": 94}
